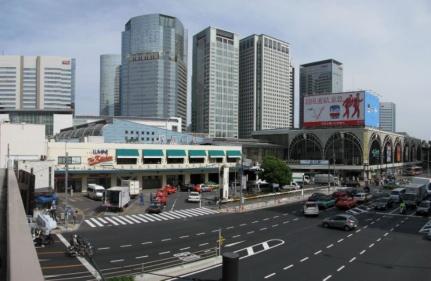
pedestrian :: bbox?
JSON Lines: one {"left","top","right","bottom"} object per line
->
{"left": 139, "top": 191, "right": 144, "bottom": 206}
{"left": 50, "top": 200, "right": 57, "bottom": 221}
{"left": 72, "top": 210, "right": 77, "bottom": 224}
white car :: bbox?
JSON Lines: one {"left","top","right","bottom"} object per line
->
{"left": 353, "top": 192, "right": 372, "bottom": 203}
{"left": 282, "top": 182, "right": 301, "bottom": 191}
{"left": 187, "top": 191, "right": 201, "bottom": 203}
{"left": 304, "top": 201, "right": 319, "bottom": 216}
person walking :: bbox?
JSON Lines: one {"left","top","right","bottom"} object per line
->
{"left": 50, "top": 200, "right": 57, "bottom": 221}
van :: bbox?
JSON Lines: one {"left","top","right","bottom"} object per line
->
{"left": 390, "top": 188, "right": 406, "bottom": 203}
{"left": 87, "top": 184, "right": 105, "bottom": 200}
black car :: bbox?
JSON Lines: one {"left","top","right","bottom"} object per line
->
{"left": 416, "top": 201, "right": 431, "bottom": 216}
{"left": 308, "top": 193, "right": 326, "bottom": 201}
{"left": 373, "top": 197, "right": 393, "bottom": 210}
{"left": 146, "top": 202, "right": 164, "bottom": 214}
{"left": 178, "top": 183, "right": 194, "bottom": 192}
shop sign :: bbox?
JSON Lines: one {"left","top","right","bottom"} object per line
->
{"left": 88, "top": 149, "right": 113, "bottom": 166}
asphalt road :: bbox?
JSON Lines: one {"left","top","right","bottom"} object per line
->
{"left": 36, "top": 194, "right": 431, "bottom": 281}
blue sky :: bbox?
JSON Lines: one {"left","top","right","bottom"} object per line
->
{"left": 1, "top": 0, "right": 430, "bottom": 139}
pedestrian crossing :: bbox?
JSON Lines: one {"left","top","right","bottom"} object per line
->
{"left": 419, "top": 220, "right": 431, "bottom": 233}
{"left": 346, "top": 206, "right": 370, "bottom": 216}
{"left": 83, "top": 207, "right": 219, "bottom": 228}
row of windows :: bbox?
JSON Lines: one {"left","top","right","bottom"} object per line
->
{"left": 125, "top": 130, "right": 156, "bottom": 135}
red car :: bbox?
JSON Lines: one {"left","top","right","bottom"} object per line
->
{"left": 332, "top": 191, "right": 349, "bottom": 201}
{"left": 164, "top": 185, "right": 177, "bottom": 194}
{"left": 193, "top": 184, "right": 202, "bottom": 193}
{"left": 336, "top": 197, "right": 357, "bottom": 210}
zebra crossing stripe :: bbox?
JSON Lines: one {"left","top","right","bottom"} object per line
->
{"left": 90, "top": 218, "right": 104, "bottom": 227}
{"left": 158, "top": 212, "right": 178, "bottom": 219}
{"left": 104, "top": 217, "right": 119, "bottom": 226}
{"left": 152, "top": 214, "right": 168, "bottom": 221}
{"left": 180, "top": 209, "right": 204, "bottom": 217}
{"left": 119, "top": 216, "right": 135, "bottom": 224}
{"left": 84, "top": 220, "right": 96, "bottom": 228}
{"left": 98, "top": 217, "right": 108, "bottom": 224}
{"left": 132, "top": 215, "right": 148, "bottom": 222}
{"left": 110, "top": 216, "right": 127, "bottom": 225}
{"left": 187, "top": 208, "right": 208, "bottom": 215}
{"left": 126, "top": 215, "right": 141, "bottom": 224}
{"left": 165, "top": 211, "right": 185, "bottom": 219}
{"left": 193, "top": 208, "right": 215, "bottom": 215}
{"left": 155, "top": 213, "right": 172, "bottom": 220}
{"left": 170, "top": 211, "right": 188, "bottom": 218}
{"left": 138, "top": 214, "right": 155, "bottom": 222}
{"left": 172, "top": 209, "right": 195, "bottom": 217}
{"left": 147, "top": 214, "right": 162, "bottom": 221}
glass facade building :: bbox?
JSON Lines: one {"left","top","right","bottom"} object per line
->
{"left": 239, "top": 34, "right": 294, "bottom": 138}
{"left": 379, "top": 102, "right": 396, "bottom": 132}
{"left": 100, "top": 54, "right": 121, "bottom": 116}
{"left": 120, "top": 14, "right": 187, "bottom": 131}
{"left": 192, "top": 27, "right": 239, "bottom": 138}
{"left": 299, "top": 59, "right": 343, "bottom": 128}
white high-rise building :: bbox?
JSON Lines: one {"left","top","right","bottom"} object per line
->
{"left": 0, "top": 56, "right": 75, "bottom": 111}
{"left": 100, "top": 54, "right": 121, "bottom": 116}
{"left": 192, "top": 27, "right": 239, "bottom": 138}
{"left": 239, "top": 34, "right": 294, "bottom": 138}
{"left": 379, "top": 102, "right": 396, "bottom": 132}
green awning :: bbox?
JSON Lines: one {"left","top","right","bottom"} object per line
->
{"left": 227, "top": 150, "right": 242, "bottom": 158}
{"left": 208, "top": 150, "right": 225, "bottom": 158}
{"left": 116, "top": 149, "right": 139, "bottom": 158}
{"left": 188, "top": 150, "right": 207, "bottom": 158}
{"left": 142, "top": 149, "right": 164, "bottom": 158}
{"left": 167, "top": 149, "right": 186, "bottom": 158}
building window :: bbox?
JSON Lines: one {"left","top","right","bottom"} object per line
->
{"left": 147, "top": 137, "right": 149, "bottom": 141}
{"left": 147, "top": 132, "right": 149, "bottom": 135}
{"left": 125, "top": 130, "right": 128, "bottom": 134}
{"left": 131, "top": 131, "right": 134, "bottom": 134}
{"left": 152, "top": 132, "right": 155, "bottom": 135}
{"left": 143, "top": 158, "right": 162, "bottom": 164}
{"left": 167, "top": 158, "right": 184, "bottom": 164}
{"left": 116, "top": 158, "right": 137, "bottom": 165}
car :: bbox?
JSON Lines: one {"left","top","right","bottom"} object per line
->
{"left": 308, "top": 193, "right": 336, "bottom": 209}
{"left": 200, "top": 184, "right": 213, "bottom": 192}
{"left": 193, "top": 184, "right": 203, "bottom": 193}
{"left": 322, "top": 214, "right": 359, "bottom": 231}
{"left": 353, "top": 192, "right": 372, "bottom": 203}
{"left": 303, "top": 201, "right": 319, "bottom": 216}
{"left": 178, "top": 183, "right": 194, "bottom": 192}
{"left": 336, "top": 197, "right": 357, "bottom": 210}
{"left": 164, "top": 185, "right": 177, "bottom": 194}
{"left": 373, "top": 197, "right": 393, "bottom": 210}
{"left": 146, "top": 202, "right": 164, "bottom": 214}
{"left": 332, "top": 190, "right": 349, "bottom": 200}
{"left": 308, "top": 193, "right": 326, "bottom": 201}
{"left": 187, "top": 191, "right": 201, "bottom": 203}
{"left": 282, "top": 182, "right": 301, "bottom": 191}
{"left": 416, "top": 200, "right": 431, "bottom": 216}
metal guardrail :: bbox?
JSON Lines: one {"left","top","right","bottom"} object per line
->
{"left": 6, "top": 167, "right": 44, "bottom": 281}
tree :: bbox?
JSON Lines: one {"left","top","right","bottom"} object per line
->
{"left": 259, "top": 156, "right": 292, "bottom": 187}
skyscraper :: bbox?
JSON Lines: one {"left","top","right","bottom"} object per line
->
{"left": 0, "top": 55, "right": 75, "bottom": 111}
{"left": 379, "top": 102, "right": 396, "bottom": 132}
{"left": 192, "top": 27, "right": 239, "bottom": 138}
{"left": 100, "top": 54, "right": 121, "bottom": 116}
{"left": 239, "top": 34, "right": 294, "bottom": 138}
{"left": 299, "top": 59, "right": 343, "bottom": 128}
{"left": 120, "top": 14, "right": 187, "bottom": 131}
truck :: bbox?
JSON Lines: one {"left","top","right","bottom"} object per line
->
{"left": 313, "top": 174, "right": 339, "bottom": 186}
{"left": 121, "top": 180, "right": 140, "bottom": 198}
{"left": 103, "top": 186, "right": 130, "bottom": 211}
{"left": 402, "top": 183, "right": 427, "bottom": 207}
{"left": 292, "top": 173, "right": 311, "bottom": 184}
{"left": 410, "top": 177, "right": 431, "bottom": 195}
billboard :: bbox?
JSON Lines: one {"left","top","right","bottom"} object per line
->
{"left": 303, "top": 91, "right": 379, "bottom": 128}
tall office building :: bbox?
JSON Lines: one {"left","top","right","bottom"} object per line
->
{"left": 379, "top": 102, "right": 396, "bottom": 132}
{"left": 239, "top": 34, "right": 294, "bottom": 138}
{"left": 299, "top": 59, "right": 343, "bottom": 128}
{"left": 100, "top": 54, "right": 121, "bottom": 116}
{"left": 192, "top": 27, "right": 239, "bottom": 138}
{"left": 120, "top": 14, "right": 187, "bottom": 131}
{"left": 0, "top": 55, "right": 75, "bottom": 111}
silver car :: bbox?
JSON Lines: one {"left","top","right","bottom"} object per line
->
{"left": 322, "top": 214, "right": 358, "bottom": 231}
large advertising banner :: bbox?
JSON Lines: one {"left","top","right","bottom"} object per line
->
{"left": 303, "top": 91, "right": 378, "bottom": 128}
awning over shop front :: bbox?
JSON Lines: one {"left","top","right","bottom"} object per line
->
{"left": 116, "top": 149, "right": 139, "bottom": 158}
{"left": 142, "top": 149, "right": 164, "bottom": 158}
{"left": 188, "top": 150, "right": 207, "bottom": 158}
{"left": 227, "top": 150, "right": 241, "bottom": 158}
{"left": 208, "top": 150, "right": 225, "bottom": 158}
{"left": 167, "top": 149, "right": 186, "bottom": 158}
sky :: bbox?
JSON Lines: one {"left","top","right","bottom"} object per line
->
{"left": 1, "top": 0, "right": 430, "bottom": 139}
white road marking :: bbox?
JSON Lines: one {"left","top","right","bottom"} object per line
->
{"left": 179, "top": 235, "right": 190, "bottom": 239}
{"left": 263, "top": 217, "right": 270, "bottom": 221}
{"left": 125, "top": 215, "right": 141, "bottom": 223}
{"left": 120, "top": 244, "right": 132, "bottom": 248}
{"left": 337, "top": 265, "right": 345, "bottom": 272}
{"left": 141, "top": 241, "right": 152, "bottom": 245}
{"left": 131, "top": 215, "right": 148, "bottom": 222}
{"left": 135, "top": 255, "right": 148, "bottom": 259}
{"left": 347, "top": 234, "right": 353, "bottom": 238}
{"left": 110, "top": 259, "right": 124, "bottom": 263}
{"left": 349, "top": 257, "right": 356, "bottom": 263}
{"left": 232, "top": 235, "right": 241, "bottom": 238}
{"left": 161, "top": 238, "right": 172, "bottom": 242}
{"left": 272, "top": 224, "right": 279, "bottom": 228}
{"left": 390, "top": 228, "right": 395, "bottom": 231}
{"left": 225, "top": 241, "right": 245, "bottom": 247}
{"left": 180, "top": 247, "right": 191, "bottom": 251}
{"left": 211, "top": 229, "right": 219, "bottom": 233}
{"left": 273, "top": 215, "right": 280, "bottom": 219}
{"left": 110, "top": 216, "right": 127, "bottom": 225}
{"left": 247, "top": 231, "right": 255, "bottom": 235}
{"left": 199, "top": 243, "right": 209, "bottom": 247}
{"left": 260, "top": 227, "right": 267, "bottom": 231}
{"left": 97, "top": 247, "right": 110, "bottom": 250}
{"left": 370, "top": 221, "right": 375, "bottom": 225}
{"left": 159, "top": 251, "right": 170, "bottom": 255}
{"left": 170, "top": 198, "right": 177, "bottom": 211}
{"left": 293, "top": 218, "right": 299, "bottom": 221}
{"left": 240, "top": 223, "right": 247, "bottom": 227}
{"left": 355, "top": 229, "right": 361, "bottom": 233}
{"left": 84, "top": 220, "right": 96, "bottom": 228}
{"left": 104, "top": 217, "right": 119, "bottom": 226}
{"left": 282, "top": 221, "right": 290, "bottom": 224}
{"left": 396, "top": 224, "right": 400, "bottom": 227}
{"left": 363, "top": 225, "right": 368, "bottom": 229}
{"left": 376, "top": 238, "right": 382, "bottom": 242}
{"left": 226, "top": 226, "right": 234, "bottom": 230}
{"left": 360, "top": 250, "right": 366, "bottom": 255}
{"left": 252, "top": 220, "right": 259, "bottom": 224}
{"left": 300, "top": 257, "right": 309, "bottom": 262}
{"left": 90, "top": 218, "right": 104, "bottom": 227}
{"left": 326, "top": 244, "right": 334, "bottom": 249}
{"left": 314, "top": 250, "right": 322, "bottom": 255}
{"left": 138, "top": 214, "right": 155, "bottom": 222}
{"left": 369, "top": 243, "right": 375, "bottom": 248}
{"left": 384, "top": 232, "right": 389, "bottom": 237}
{"left": 264, "top": 273, "right": 276, "bottom": 279}
{"left": 118, "top": 216, "right": 134, "bottom": 224}
{"left": 98, "top": 217, "right": 108, "bottom": 224}
{"left": 323, "top": 275, "right": 332, "bottom": 281}
{"left": 337, "top": 238, "right": 344, "bottom": 243}
{"left": 196, "top": 232, "right": 205, "bottom": 236}
{"left": 283, "top": 264, "right": 294, "bottom": 270}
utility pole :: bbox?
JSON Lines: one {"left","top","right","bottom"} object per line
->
{"left": 65, "top": 151, "right": 69, "bottom": 229}
{"left": 239, "top": 154, "right": 244, "bottom": 209}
